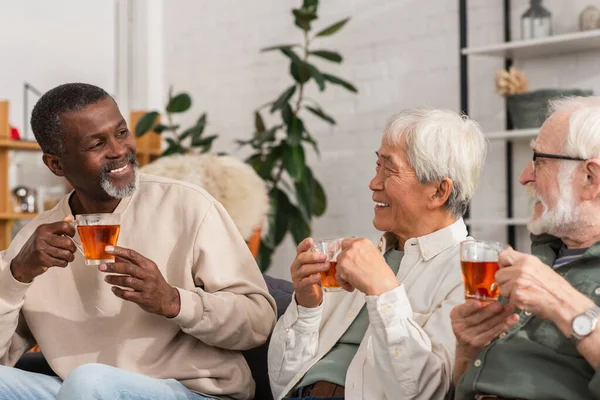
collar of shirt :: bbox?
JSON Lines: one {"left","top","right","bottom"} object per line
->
{"left": 378, "top": 218, "right": 468, "bottom": 261}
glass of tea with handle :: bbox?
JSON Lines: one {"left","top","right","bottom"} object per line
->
{"left": 74, "top": 213, "right": 121, "bottom": 265}
{"left": 311, "top": 238, "right": 343, "bottom": 292}
{"left": 460, "top": 240, "right": 505, "bottom": 302}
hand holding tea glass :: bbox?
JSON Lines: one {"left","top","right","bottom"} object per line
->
{"left": 75, "top": 213, "right": 121, "bottom": 265}
{"left": 336, "top": 238, "right": 399, "bottom": 295}
{"left": 460, "top": 240, "right": 504, "bottom": 302}
{"left": 290, "top": 238, "right": 329, "bottom": 308}
{"left": 495, "top": 246, "right": 591, "bottom": 321}
{"left": 10, "top": 215, "right": 78, "bottom": 283}
{"left": 99, "top": 246, "right": 181, "bottom": 318}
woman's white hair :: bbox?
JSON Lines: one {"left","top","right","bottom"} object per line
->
{"left": 382, "top": 108, "right": 487, "bottom": 217}
{"left": 549, "top": 96, "right": 600, "bottom": 159}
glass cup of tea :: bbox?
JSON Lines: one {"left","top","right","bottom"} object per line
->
{"left": 311, "top": 238, "right": 343, "bottom": 292}
{"left": 460, "top": 240, "right": 505, "bottom": 302}
{"left": 75, "top": 213, "right": 121, "bottom": 265}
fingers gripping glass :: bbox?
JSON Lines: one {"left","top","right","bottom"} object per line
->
{"left": 311, "top": 238, "right": 343, "bottom": 292}
{"left": 532, "top": 152, "right": 587, "bottom": 171}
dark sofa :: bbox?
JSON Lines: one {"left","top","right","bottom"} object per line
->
{"left": 14, "top": 274, "right": 294, "bottom": 400}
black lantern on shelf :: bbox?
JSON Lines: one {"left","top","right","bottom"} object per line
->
{"left": 521, "top": 0, "right": 552, "bottom": 40}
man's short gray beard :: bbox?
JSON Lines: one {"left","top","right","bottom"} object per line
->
{"left": 100, "top": 165, "right": 139, "bottom": 199}
{"left": 527, "top": 163, "right": 581, "bottom": 236}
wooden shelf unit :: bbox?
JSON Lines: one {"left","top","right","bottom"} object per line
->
{"left": 0, "top": 103, "right": 162, "bottom": 249}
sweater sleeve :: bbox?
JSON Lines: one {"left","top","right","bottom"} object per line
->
{"left": 0, "top": 255, "right": 36, "bottom": 365}
{"left": 171, "top": 202, "right": 277, "bottom": 350}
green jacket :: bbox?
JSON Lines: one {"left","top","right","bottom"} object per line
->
{"left": 455, "top": 234, "right": 600, "bottom": 400}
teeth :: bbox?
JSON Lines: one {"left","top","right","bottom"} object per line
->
{"left": 110, "top": 165, "right": 127, "bottom": 173}
{"left": 375, "top": 202, "right": 389, "bottom": 207}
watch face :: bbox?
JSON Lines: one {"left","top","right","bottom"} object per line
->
{"left": 573, "top": 315, "right": 594, "bottom": 336}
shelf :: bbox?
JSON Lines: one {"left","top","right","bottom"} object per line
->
{"left": 485, "top": 128, "right": 538, "bottom": 140}
{"left": 0, "top": 212, "right": 38, "bottom": 220}
{"left": 0, "top": 140, "right": 41, "bottom": 151}
{"left": 465, "top": 218, "right": 529, "bottom": 226}
{"left": 137, "top": 148, "right": 162, "bottom": 156}
{"left": 462, "top": 29, "right": 600, "bottom": 59}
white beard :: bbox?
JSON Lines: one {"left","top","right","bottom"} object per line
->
{"left": 527, "top": 164, "right": 580, "bottom": 236}
{"left": 100, "top": 166, "right": 139, "bottom": 199}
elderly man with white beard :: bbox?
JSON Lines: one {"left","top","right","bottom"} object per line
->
{"left": 451, "top": 96, "right": 600, "bottom": 400}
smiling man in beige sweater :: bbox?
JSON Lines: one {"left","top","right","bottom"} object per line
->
{"left": 0, "top": 83, "right": 276, "bottom": 400}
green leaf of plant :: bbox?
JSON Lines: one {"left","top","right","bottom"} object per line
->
{"left": 135, "top": 111, "right": 159, "bottom": 137}
{"left": 280, "top": 48, "right": 303, "bottom": 65}
{"left": 245, "top": 153, "right": 262, "bottom": 171}
{"left": 312, "top": 176, "right": 327, "bottom": 216}
{"left": 282, "top": 142, "right": 305, "bottom": 181}
{"left": 302, "top": 129, "right": 320, "bottom": 157}
{"left": 253, "top": 126, "right": 279, "bottom": 148}
{"left": 191, "top": 134, "right": 217, "bottom": 148}
{"left": 258, "top": 145, "right": 282, "bottom": 179}
{"left": 281, "top": 103, "right": 294, "bottom": 124}
{"left": 261, "top": 44, "right": 300, "bottom": 52}
{"left": 322, "top": 73, "right": 358, "bottom": 93}
{"left": 166, "top": 93, "right": 192, "bottom": 113}
{"left": 270, "top": 85, "right": 297, "bottom": 113}
{"left": 309, "top": 50, "right": 343, "bottom": 63}
{"left": 287, "top": 116, "right": 304, "bottom": 146}
{"left": 287, "top": 204, "right": 311, "bottom": 245}
{"left": 256, "top": 242, "right": 273, "bottom": 272}
{"left": 294, "top": 166, "right": 314, "bottom": 220}
{"left": 307, "top": 64, "right": 325, "bottom": 91}
{"left": 293, "top": 8, "right": 318, "bottom": 31}
{"left": 178, "top": 126, "right": 201, "bottom": 141}
{"left": 290, "top": 61, "right": 310, "bottom": 84}
{"left": 315, "top": 17, "right": 350, "bottom": 37}
{"left": 305, "top": 105, "right": 336, "bottom": 124}
{"left": 303, "top": 0, "right": 318, "bottom": 10}
{"left": 161, "top": 138, "right": 182, "bottom": 157}
{"left": 152, "top": 123, "right": 168, "bottom": 134}
{"left": 255, "top": 111, "right": 266, "bottom": 133}
{"left": 196, "top": 113, "right": 207, "bottom": 134}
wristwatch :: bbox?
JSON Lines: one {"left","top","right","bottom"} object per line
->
{"left": 570, "top": 305, "right": 600, "bottom": 346}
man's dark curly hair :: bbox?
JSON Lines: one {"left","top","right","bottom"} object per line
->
{"left": 31, "top": 83, "right": 111, "bottom": 155}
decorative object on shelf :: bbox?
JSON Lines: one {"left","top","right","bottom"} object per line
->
{"left": 495, "top": 66, "right": 529, "bottom": 95}
{"left": 9, "top": 125, "right": 20, "bottom": 140}
{"left": 135, "top": 89, "right": 218, "bottom": 157}
{"left": 140, "top": 153, "right": 268, "bottom": 259}
{"left": 579, "top": 5, "right": 600, "bottom": 31}
{"left": 12, "top": 186, "right": 37, "bottom": 213}
{"left": 521, "top": 0, "right": 552, "bottom": 40}
{"left": 37, "top": 185, "right": 66, "bottom": 212}
{"left": 495, "top": 66, "right": 593, "bottom": 129}
{"left": 235, "top": 0, "right": 357, "bottom": 270}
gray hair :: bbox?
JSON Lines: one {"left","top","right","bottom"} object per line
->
{"left": 549, "top": 96, "right": 600, "bottom": 158}
{"left": 382, "top": 108, "right": 487, "bottom": 217}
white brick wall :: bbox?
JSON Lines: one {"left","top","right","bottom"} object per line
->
{"left": 163, "top": 0, "right": 600, "bottom": 279}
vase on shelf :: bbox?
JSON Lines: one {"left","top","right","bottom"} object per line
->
{"left": 521, "top": 0, "right": 552, "bottom": 40}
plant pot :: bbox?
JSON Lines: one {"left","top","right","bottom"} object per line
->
{"left": 506, "top": 89, "right": 593, "bottom": 129}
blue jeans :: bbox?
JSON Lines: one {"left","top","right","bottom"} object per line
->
{"left": 0, "top": 363, "right": 215, "bottom": 400}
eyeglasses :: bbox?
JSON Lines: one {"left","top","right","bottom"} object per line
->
{"left": 531, "top": 151, "right": 587, "bottom": 172}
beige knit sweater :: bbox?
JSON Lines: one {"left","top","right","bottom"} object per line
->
{"left": 0, "top": 174, "right": 277, "bottom": 400}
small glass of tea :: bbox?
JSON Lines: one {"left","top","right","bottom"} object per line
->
{"left": 75, "top": 213, "right": 121, "bottom": 265}
{"left": 460, "top": 240, "right": 505, "bottom": 302}
{"left": 311, "top": 238, "right": 343, "bottom": 292}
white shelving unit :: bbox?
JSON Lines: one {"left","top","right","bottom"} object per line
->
{"left": 463, "top": 29, "right": 600, "bottom": 59}
{"left": 460, "top": 6, "right": 600, "bottom": 250}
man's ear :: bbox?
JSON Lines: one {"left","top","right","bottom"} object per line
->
{"left": 429, "top": 177, "right": 454, "bottom": 209}
{"left": 42, "top": 154, "right": 65, "bottom": 177}
{"left": 581, "top": 159, "right": 600, "bottom": 201}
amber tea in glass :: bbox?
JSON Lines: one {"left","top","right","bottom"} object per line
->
{"left": 75, "top": 213, "right": 121, "bottom": 265}
{"left": 311, "top": 238, "right": 343, "bottom": 291}
{"left": 460, "top": 240, "right": 504, "bottom": 302}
